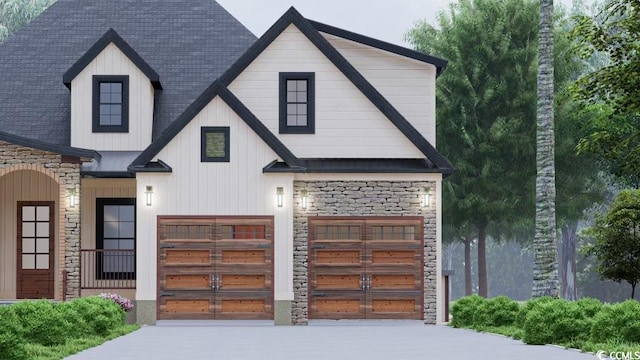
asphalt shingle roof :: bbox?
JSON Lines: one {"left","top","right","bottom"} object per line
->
{"left": 0, "top": 0, "right": 256, "bottom": 146}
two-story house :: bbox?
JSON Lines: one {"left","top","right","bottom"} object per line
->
{"left": 0, "top": 0, "right": 453, "bottom": 325}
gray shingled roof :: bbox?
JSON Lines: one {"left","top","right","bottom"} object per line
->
{"left": 0, "top": 0, "right": 256, "bottom": 146}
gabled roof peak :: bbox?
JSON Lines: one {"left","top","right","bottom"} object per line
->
{"left": 62, "top": 28, "right": 162, "bottom": 89}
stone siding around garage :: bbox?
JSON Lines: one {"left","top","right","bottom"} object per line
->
{"left": 0, "top": 141, "right": 83, "bottom": 300}
{"left": 292, "top": 180, "right": 437, "bottom": 325}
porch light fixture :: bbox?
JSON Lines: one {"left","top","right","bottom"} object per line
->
{"left": 423, "top": 189, "right": 431, "bottom": 207}
{"left": 300, "top": 189, "right": 308, "bottom": 210}
{"left": 68, "top": 187, "right": 78, "bottom": 208}
{"left": 276, "top": 187, "right": 284, "bottom": 208}
{"left": 145, "top": 185, "right": 153, "bottom": 206}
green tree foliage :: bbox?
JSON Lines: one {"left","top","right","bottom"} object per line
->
{"left": 0, "top": 0, "right": 54, "bottom": 42}
{"left": 571, "top": 0, "right": 640, "bottom": 113}
{"left": 584, "top": 189, "right": 640, "bottom": 298}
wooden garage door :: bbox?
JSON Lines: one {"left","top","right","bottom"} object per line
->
{"left": 308, "top": 217, "right": 423, "bottom": 320}
{"left": 157, "top": 217, "right": 273, "bottom": 320}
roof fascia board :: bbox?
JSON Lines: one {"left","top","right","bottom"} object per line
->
{"left": 0, "top": 131, "right": 100, "bottom": 160}
{"left": 63, "top": 28, "right": 161, "bottom": 89}
{"left": 307, "top": 19, "right": 448, "bottom": 77}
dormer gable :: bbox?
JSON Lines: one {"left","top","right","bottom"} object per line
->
{"left": 63, "top": 29, "right": 161, "bottom": 90}
{"left": 64, "top": 29, "right": 160, "bottom": 151}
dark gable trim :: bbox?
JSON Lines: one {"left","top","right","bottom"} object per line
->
{"left": 63, "top": 28, "right": 162, "bottom": 89}
{"left": 307, "top": 19, "right": 448, "bottom": 77}
{"left": 218, "top": 7, "right": 454, "bottom": 174}
{"left": 0, "top": 131, "right": 100, "bottom": 160}
{"left": 129, "top": 81, "right": 303, "bottom": 171}
{"left": 263, "top": 158, "right": 452, "bottom": 176}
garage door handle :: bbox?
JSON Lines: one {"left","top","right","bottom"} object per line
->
{"left": 311, "top": 292, "right": 326, "bottom": 297}
{"left": 311, "top": 244, "right": 326, "bottom": 249}
{"left": 256, "top": 244, "right": 271, "bottom": 249}
{"left": 160, "top": 244, "right": 175, "bottom": 249}
{"left": 160, "top": 291, "right": 175, "bottom": 297}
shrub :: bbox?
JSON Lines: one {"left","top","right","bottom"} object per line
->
{"left": 473, "top": 295, "right": 520, "bottom": 327}
{"left": 69, "top": 296, "right": 125, "bottom": 336}
{"left": 516, "top": 296, "right": 554, "bottom": 328}
{"left": 0, "top": 306, "right": 27, "bottom": 360}
{"left": 451, "top": 294, "right": 485, "bottom": 328}
{"left": 10, "top": 301, "right": 71, "bottom": 346}
{"left": 591, "top": 300, "right": 640, "bottom": 344}
{"left": 523, "top": 299, "right": 597, "bottom": 346}
{"left": 100, "top": 293, "right": 134, "bottom": 312}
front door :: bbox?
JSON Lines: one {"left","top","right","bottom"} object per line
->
{"left": 17, "top": 202, "right": 55, "bottom": 299}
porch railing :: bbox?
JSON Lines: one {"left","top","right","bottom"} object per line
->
{"left": 80, "top": 249, "right": 136, "bottom": 292}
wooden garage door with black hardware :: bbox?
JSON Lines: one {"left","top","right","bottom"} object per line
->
{"left": 308, "top": 217, "right": 423, "bottom": 320}
{"left": 157, "top": 216, "right": 273, "bottom": 320}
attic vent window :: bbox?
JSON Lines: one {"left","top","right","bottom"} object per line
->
{"left": 201, "top": 127, "right": 230, "bottom": 162}
{"left": 279, "top": 72, "right": 315, "bottom": 134}
{"left": 92, "top": 75, "right": 129, "bottom": 133}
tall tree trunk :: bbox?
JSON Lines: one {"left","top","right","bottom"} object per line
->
{"left": 464, "top": 234, "right": 473, "bottom": 296}
{"left": 560, "top": 222, "right": 577, "bottom": 300}
{"left": 632, "top": 283, "right": 636, "bottom": 300}
{"left": 478, "top": 225, "right": 488, "bottom": 297}
{"left": 533, "top": 0, "right": 559, "bottom": 298}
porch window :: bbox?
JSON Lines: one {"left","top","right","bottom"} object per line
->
{"left": 96, "top": 198, "right": 135, "bottom": 280}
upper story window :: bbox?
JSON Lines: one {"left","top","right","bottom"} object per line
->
{"left": 92, "top": 75, "right": 129, "bottom": 133}
{"left": 201, "top": 127, "right": 230, "bottom": 162}
{"left": 279, "top": 72, "right": 315, "bottom": 134}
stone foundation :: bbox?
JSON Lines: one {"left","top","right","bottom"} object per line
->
{"left": 292, "top": 180, "right": 437, "bottom": 325}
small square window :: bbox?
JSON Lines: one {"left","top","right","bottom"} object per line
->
{"left": 92, "top": 75, "right": 129, "bottom": 133}
{"left": 279, "top": 72, "right": 315, "bottom": 134}
{"left": 201, "top": 127, "right": 230, "bottom": 162}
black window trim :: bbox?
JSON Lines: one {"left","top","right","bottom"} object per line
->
{"left": 96, "top": 198, "right": 136, "bottom": 280}
{"left": 92, "top": 75, "right": 130, "bottom": 133}
{"left": 201, "top": 126, "right": 231, "bottom": 162}
{"left": 279, "top": 72, "right": 315, "bottom": 134}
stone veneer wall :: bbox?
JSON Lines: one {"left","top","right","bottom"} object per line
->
{"left": 292, "top": 180, "right": 437, "bottom": 325}
{"left": 0, "top": 141, "right": 83, "bottom": 300}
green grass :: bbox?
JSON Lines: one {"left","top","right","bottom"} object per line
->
{"left": 23, "top": 324, "right": 139, "bottom": 360}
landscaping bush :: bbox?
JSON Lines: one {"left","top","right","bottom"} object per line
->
{"left": 10, "top": 301, "right": 71, "bottom": 346}
{"left": 69, "top": 296, "right": 126, "bottom": 336}
{"left": 591, "top": 300, "right": 640, "bottom": 344}
{"left": 0, "top": 306, "right": 27, "bottom": 360}
{"left": 100, "top": 293, "right": 134, "bottom": 313}
{"left": 515, "top": 295, "right": 554, "bottom": 328}
{"left": 523, "top": 298, "right": 598, "bottom": 346}
{"left": 473, "top": 295, "right": 520, "bottom": 327}
{"left": 450, "top": 294, "right": 485, "bottom": 328}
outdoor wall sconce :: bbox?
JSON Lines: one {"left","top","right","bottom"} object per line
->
{"left": 277, "top": 187, "right": 284, "bottom": 208}
{"left": 68, "top": 187, "right": 77, "bottom": 208}
{"left": 423, "top": 189, "right": 431, "bottom": 207}
{"left": 300, "top": 189, "right": 308, "bottom": 210}
{"left": 145, "top": 185, "right": 154, "bottom": 206}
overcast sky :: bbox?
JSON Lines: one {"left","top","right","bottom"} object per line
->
{"left": 217, "top": 0, "right": 581, "bottom": 47}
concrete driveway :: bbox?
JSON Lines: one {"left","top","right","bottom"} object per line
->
{"left": 66, "top": 321, "right": 597, "bottom": 360}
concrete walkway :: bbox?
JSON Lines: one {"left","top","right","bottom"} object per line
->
{"left": 66, "top": 321, "right": 597, "bottom": 360}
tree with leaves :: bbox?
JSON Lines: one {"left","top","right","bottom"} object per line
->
{"left": 406, "top": 0, "right": 540, "bottom": 297}
{"left": 0, "top": 0, "right": 54, "bottom": 42}
{"left": 584, "top": 189, "right": 640, "bottom": 299}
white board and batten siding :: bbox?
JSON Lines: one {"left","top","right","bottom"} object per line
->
{"left": 322, "top": 33, "right": 438, "bottom": 146}
{"left": 0, "top": 170, "right": 58, "bottom": 298}
{"left": 70, "top": 43, "right": 154, "bottom": 151}
{"left": 135, "top": 96, "right": 294, "bottom": 302}
{"left": 228, "top": 24, "right": 424, "bottom": 159}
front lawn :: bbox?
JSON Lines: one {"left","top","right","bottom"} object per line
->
{"left": 0, "top": 295, "right": 139, "bottom": 360}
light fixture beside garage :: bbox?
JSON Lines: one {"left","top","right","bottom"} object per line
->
{"left": 276, "top": 187, "right": 284, "bottom": 208}
{"left": 145, "top": 185, "right": 154, "bottom": 206}
{"left": 423, "top": 189, "right": 431, "bottom": 207}
{"left": 68, "top": 187, "right": 78, "bottom": 208}
{"left": 300, "top": 189, "right": 308, "bottom": 210}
